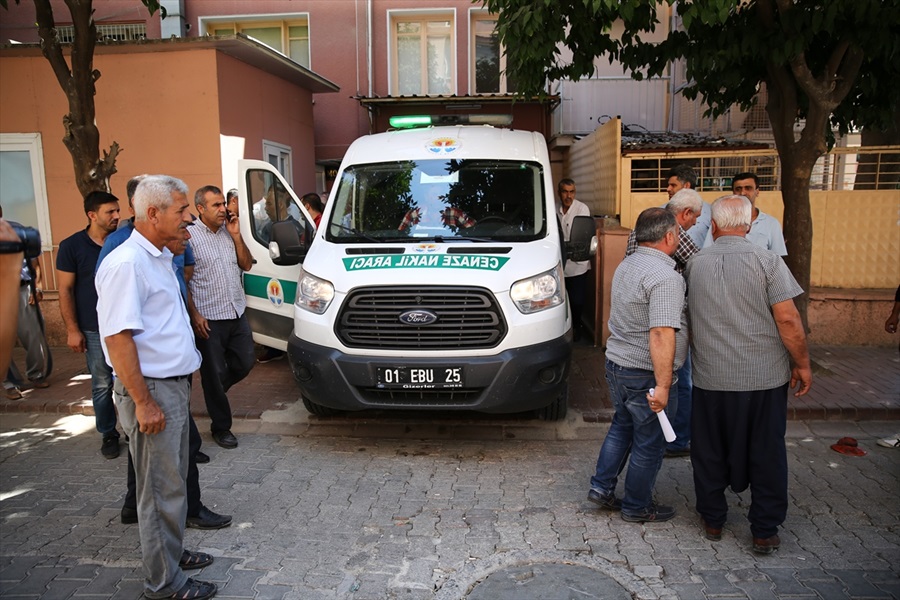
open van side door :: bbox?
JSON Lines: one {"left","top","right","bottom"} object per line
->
{"left": 237, "top": 159, "right": 315, "bottom": 351}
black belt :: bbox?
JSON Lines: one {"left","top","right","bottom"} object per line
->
{"left": 157, "top": 374, "right": 191, "bottom": 382}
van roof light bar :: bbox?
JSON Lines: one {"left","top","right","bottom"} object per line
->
{"left": 389, "top": 114, "right": 513, "bottom": 129}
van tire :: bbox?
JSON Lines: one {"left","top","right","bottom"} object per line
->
{"left": 536, "top": 385, "right": 568, "bottom": 421}
{"left": 302, "top": 396, "right": 343, "bottom": 417}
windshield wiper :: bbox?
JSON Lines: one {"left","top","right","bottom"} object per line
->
{"left": 432, "top": 235, "right": 495, "bottom": 243}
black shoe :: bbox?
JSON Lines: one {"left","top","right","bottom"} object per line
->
{"left": 587, "top": 488, "right": 622, "bottom": 511}
{"left": 212, "top": 430, "right": 238, "bottom": 449}
{"left": 257, "top": 348, "right": 285, "bottom": 364}
{"left": 186, "top": 506, "right": 233, "bottom": 530}
{"left": 194, "top": 451, "right": 210, "bottom": 464}
{"left": 622, "top": 502, "right": 676, "bottom": 523}
{"left": 120, "top": 506, "right": 138, "bottom": 524}
{"left": 101, "top": 435, "right": 120, "bottom": 459}
{"left": 665, "top": 446, "right": 691, "bottom": 458}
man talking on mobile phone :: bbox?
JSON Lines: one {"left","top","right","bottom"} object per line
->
{"left": 187, "top": 185, "right": 254, "bottom": 450}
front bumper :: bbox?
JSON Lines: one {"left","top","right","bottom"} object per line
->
{"left": 286, "top": 333, "right": 573, "bottom": 413}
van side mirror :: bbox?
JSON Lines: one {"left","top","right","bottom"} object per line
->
{"left": 566, "top": 215, "right": 597, "bottom": 262}
{"left": 269, "top": 220, "right": 309, "bottom": 266}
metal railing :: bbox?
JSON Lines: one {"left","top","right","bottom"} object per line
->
{"left": 625, "top": 146, "right": 900, "bottom": 193}
{"left": 55, "top": 23, "right": 147, "bottom": 43}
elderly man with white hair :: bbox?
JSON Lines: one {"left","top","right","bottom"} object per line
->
{"left": 686, "top": 194, "right": 811, "bottom": 555}
{"left": 96, "top": 176, "right": 218, "bottom": 600}
{"left": 625, "top": 188, "right": 703, "bottom": 274}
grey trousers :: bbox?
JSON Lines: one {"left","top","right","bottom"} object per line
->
{"left": 114, "top": 376, "right": 190, "bottom": 598}
{"left": 5, "top": 285, "right": 51, "bottom": 383}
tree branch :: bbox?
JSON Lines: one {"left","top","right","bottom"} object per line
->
{"left": 33, "top": 0, "right": 71, "bottom": 91}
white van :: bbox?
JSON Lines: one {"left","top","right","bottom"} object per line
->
{"left": 238, "top": 116, "right": 595, "bottom": 420}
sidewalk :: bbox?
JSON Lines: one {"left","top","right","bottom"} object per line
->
{"left": 3, "top": 343, "right": 898, "bottom": 424}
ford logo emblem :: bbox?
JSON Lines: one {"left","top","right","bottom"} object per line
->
{"left": 399, "top": 310, "right": 438, "bottom": 325}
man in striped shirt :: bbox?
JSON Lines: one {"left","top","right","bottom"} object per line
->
{"left": 685, "top": 194, "right": 811, "bottom": 554}
{"left": 188, "top": 185, "right": 255, "bottom": 450}
{"left": 588, "top": 207, "right": 687, "bottom": 523}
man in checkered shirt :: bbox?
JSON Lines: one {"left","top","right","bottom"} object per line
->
{"left": 625, "top": 188, "right": 703, "bottom": 459}
{"left": 588, "top": 207, "right": 687, "bottom": 523}
{"left": 187, "top": 185, "right": 255, "bottom": 451}
{"left": 685, "top": 194, "right": 811, "bottom": 554}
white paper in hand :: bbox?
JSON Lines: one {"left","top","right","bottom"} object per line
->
{"left": 649, "top": 388, "right": 677, "bottom": 443}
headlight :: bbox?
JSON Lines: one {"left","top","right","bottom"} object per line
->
{"left": 510, "top": 263, "right": 565, "bottom": 314}
{"left": 295, "top": 268, "right": 334, "bottom": 314}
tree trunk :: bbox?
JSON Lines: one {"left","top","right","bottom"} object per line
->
{"left": 779, "top": 157, "right": 815, "bottom": 330}
{"left": 33, "top": 0, "right": 117, "bottom": 197}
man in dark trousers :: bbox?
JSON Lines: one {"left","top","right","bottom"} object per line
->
{"left": 686, "top": 194, "right": 811, "bottom": 554}
{"left": 188, "top": 185, "right": 254, "bottom": 449}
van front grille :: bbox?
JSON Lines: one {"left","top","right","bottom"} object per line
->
{"left": 336, "top": 286, "right": 506, "bottom": 350}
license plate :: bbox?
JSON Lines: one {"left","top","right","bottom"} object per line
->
{"left": 376, "top": 366, "right": 464, "bottom": 389}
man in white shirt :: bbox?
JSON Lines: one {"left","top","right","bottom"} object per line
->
{"left": 557, "top": 179, "right": 591, "bottom": 341}
{"left": 96, "top": 175, "right": 217, "bottom": 600}
{"left": 703, "top": 172, "right": 787, "bottom": 256}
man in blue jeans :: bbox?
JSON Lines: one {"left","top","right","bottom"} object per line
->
{"left": 57, "top": 191, "right": 121, "bottom": 458}
{"left": 588, "top": 207, "right": 688, "bottom": 522}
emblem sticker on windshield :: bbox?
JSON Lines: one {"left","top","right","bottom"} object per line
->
{"left": 426, "top": 137, "right": 460, "bottom": 154}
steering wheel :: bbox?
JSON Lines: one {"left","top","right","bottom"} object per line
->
{"left": 476, "top": 216, "right": 509, "bottom": 225}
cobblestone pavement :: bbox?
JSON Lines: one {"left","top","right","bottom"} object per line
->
{"left": 1, "top": 414, "right": 898, "bottom": 599}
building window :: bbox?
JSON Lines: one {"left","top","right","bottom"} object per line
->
{"left": 471, "top": 14, "right": 515, "bottom": 94}
{"left": 203, "top": 16, "right": 310, "bottom": 67}
{"left": 263, "top": 140, "right": 293, "bottom": 187}
{"left": 391, "top": 13, "right": 454, "bottom": 96}
{"left": 0, "top": 133, "right": 52, "bottom": 249}
{"left": 55, "top": 22, "right": 147, "bottom": 43}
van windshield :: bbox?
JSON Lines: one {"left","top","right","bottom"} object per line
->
{"left": 325, "top": 159, "right": 546, "bottom": 243}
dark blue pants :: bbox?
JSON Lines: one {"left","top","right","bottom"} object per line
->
{"left": 691, "top": 384, "right": 789, "bottom": 538}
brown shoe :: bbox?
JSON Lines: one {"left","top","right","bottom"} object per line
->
{"left": 752, "top": 534, "right": 780, "bottom": 554}
{"left": 702, "top": 520, "right": 722, "bottom": 541}
{"left": 29, "top": 378, "right": 50, "bottom": 389}
{"left": 5, "top": 386, "right": 23, "bottom": 400}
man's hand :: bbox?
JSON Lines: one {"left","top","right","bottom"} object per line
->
{"left": 67, "top": 330, "right": 86, "bottom": 353}
{"left": 135, "top": 397, "right": 166, "bottom": 434}
{"left": 192, "top": 312, "right": 211, "bottom": 340}
{"left": 225, "top": 210, "right": 241, "bottom": 235}
{"left": 790, "top": 365, "right": 812, "bottom": 397}
{"left": 647, "top": 385, "right": 669, "bottom": 413}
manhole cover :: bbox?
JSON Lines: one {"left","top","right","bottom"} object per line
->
{"left": 467, "top": 563, "right": 631, "bottom": 600}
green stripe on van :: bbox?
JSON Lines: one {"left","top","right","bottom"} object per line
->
{"left": 244, "top": 273, "right": 297, "bottom": 305}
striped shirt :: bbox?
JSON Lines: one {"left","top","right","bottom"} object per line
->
{"left": 188, "top": 219, "right": 246, "bottom": 321}
{"left": 626, "top": 224, "right": 700, "bottom": 274}
{"left": 606, "top": 247, "right": 688, "bottom": 372}
{"left": 685, "top": 236, "right": 803, "bottom": 391}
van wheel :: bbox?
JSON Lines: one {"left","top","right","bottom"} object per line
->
{"left": 302, "top": 396, "right": 343, "bottom": 417}
{"left": 536, "top": 385, "right": 568, "bottom": 421}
